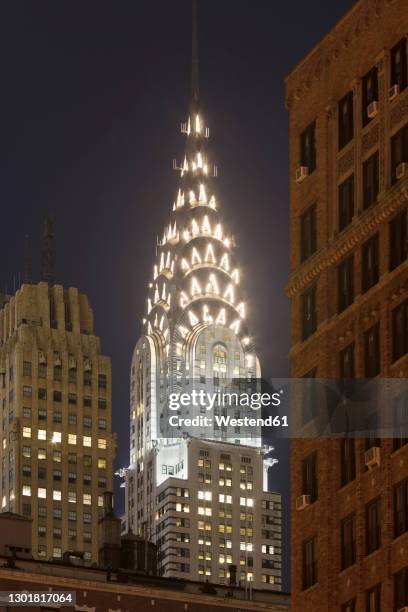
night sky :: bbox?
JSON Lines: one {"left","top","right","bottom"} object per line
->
{"left": 1, "top": 0, "right": 356, "bottom": 590}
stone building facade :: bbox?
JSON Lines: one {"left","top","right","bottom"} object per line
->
{"left": 286, "top": 0, "right": 408, "bottom": 610}
{"left": 0, "top": 282, "right": 115, "bottom": 562}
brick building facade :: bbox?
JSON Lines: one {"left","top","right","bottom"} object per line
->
{"left": 286, "top": 0, "right": 408, "bottom": 610}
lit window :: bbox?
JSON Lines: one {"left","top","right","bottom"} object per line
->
{"left": 68, "top": 434, "right": 77, "bottom": 445}
{"left": 83, "top": 494, "right": 92, "bottom": 505}
{"left": 98, "top": 495, "right": 104, "bottom": 507}
{"left": 98, "top": 438, "right": 107, "bottom": 450}
{"left": 38, "top": 488, "right": 47, "bottom": 499}
{"left": 83, "top": 436, "right": 92, "bottom": 447}
{"left": 53, "top": 490, "right": 61, "bottom": 501}
{"left": 98, "top": 458, "right": 107, "bottom": 469}
{"left": 52, "top": 432, "right": 61, "bottom": 444}
{"left": 38, "top": 429, "right": 46, "bottom": 440}
{"left": 53, "top": 547, "right": 62, "bottom": 559}
{"left": 198, "top": 491, "right": 212, "bottom": 501}
{"left": 38, "top": 448, "right": 46, "bottom": 460}
{"left": 22, "top": 485, "right": 31, "bottom": 496}
{"left": 23, "top": 427, "right": 31, "bottom": 438}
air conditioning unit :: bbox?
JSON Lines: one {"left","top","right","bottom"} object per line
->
{"left": 367, "top": 101, "right": 379, "bottom": 118}
{"left": 296, "top": 494, "right": 311, "bottom": 511}
{"left": 296, "top": 166, "right": 309, "bottom": 183}
{"left": 396, "top": 162, "right": 408, "bottom": 179}
{"left": 364, "top": 446, "right": 381, "bottom": 469}
{"left": 389, "top": 84, "right": 400, "bottom": 100}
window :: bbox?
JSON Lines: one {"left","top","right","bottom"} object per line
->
{"left": 362, "top": 233, "right": 379, "bottom": 293}
{"left": 394, "top": 478, "right": 408, "bottom": 538}
{"left": 302, "top": 536, "right": 317, "bottom": 589}
{"left": 38, "top": 388, "right": 47, "bottom": 400}
{"left": 83, "top": 494, "right": 92, "bottom": 505}
{"left": 366, "top": 497, "right": 381, "bottom": 554}
{"left": 394, "top": 566, "right": 408, "bottom": 609}
{"left": 362, "top": 67, "right": 378, "bottom": 127}
{"left": 22, "top": 407, "right": 31, "bottom": 419}
{"left": 98, "top": 374, "right": 107, "bottom": 388}
{"left": 98, "top": 458, "right": 107, "bottom": 469}
{"left": 363, "top": 152, "right": 379, "bottom": 210}
{"left": 364, "top": 324, "right": 380, "bottom": 378}
{"left": 68, "top": 413, "right": 76, "bottom": 425}
{"left": 53, "top": 507, "right": 62, "bottom": 519}
{"left": 53, "top": 450, "right": 61, "bottom": 462}
{"left": 391, "top": 123, "right": 408, "bottom": 184}
{"left": 341, "top": 599, "right": 356, "bottom": 612}
{"left": 389, "top": 209, "right": 407, "bottom": 271}
{"left": 366, "top": 583, "right": 381, "bottom": 612}
{"left": 23, "top": 385, "right": 32, "bottom": 398}
{"left": 23, "top": 427, "right": 31, "bottom": 438}
{"left": 341, "top": 513, "right": 356, "bottom": 569}
{"left": 338, "top": 255, "right": 354, "bottom": 313}
{"left": 53, "top": 390, "right": 62, "bottom": 402}
{"left": 98, "top": 398, "right": 107, "bottom": 409}
{"left": 83, "top": 416, "right": 92, "bottom": 428}
{"left": 338, "top": 92, "right": 354, "bottom": 150}
{"left": 22, "top": 446, "right": 31, "bottom": 458}
{"left": 68, "top": 491, "right": 76, "bottom": 503}
{"left": 98, "top": 438, "right": 107, "bottom": 450}
{"left": 392, "top": 299, "right": 408, "bottom": 362}
{"left": 23, "top": 361, "right": 32, "bottom": 377}
{"left": 302, "top": 452, "right": 317, "bottom": 503}
{"left": 300, "top": 204, "right": 317, "bottom": 263}
{"left": 53, "top": 412, "right": 62, "bottom": 423}
{"left": 301, "top": 284, "right": 317, "bottom": 341}
{"left": 83, "top": 436, "right": 92, "bottom": 448}
{"left": 393, "top": 391, "right": 408, "bottom": 451}
{"left": 338, "top": 174, "right": 354, "bottom": 231}
{"left": 22, "top": 485, "right": 31, "bottom": 497}
{"left": 68, "top": 434, "right": 77, "bottom": 445}
{"left": 300, "top": 122, "right": 316, "bottom": 172}
{"left": 38, "top": 448, "right": 46, "bottom": 460}
{"left": 340, "top": 439, "right": 356, "bottom": 486}
{"left": 52, "top": 431, "right": 61, "bottom": 444}
{"left": 68, "top": 511, "right": 76, "bottom": 521}
{"left": 98, "top": 418, "right": 106, "bottom": 430}
{"left": 340, "top": 344, "right": 355, "bottom": 379}
{"left": 38, "top": 429, "right": 46, "bottom": 441}
{"left": 390, "top": 38, "right": 407, "bottom": 91}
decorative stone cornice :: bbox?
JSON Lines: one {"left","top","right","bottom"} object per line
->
{"left": 285, "top": 0, "right": 398, "bottom": 110}
{"left": 286, "top": 182, "right": 408, "bottom": 298}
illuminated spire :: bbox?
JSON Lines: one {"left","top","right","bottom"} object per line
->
{"left": 191, "top": 0, "right": 199, "bottom": 112}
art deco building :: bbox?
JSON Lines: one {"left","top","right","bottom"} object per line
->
{"left": 286, "top": 0, "right": 408, "bottom": 610}
{"left": 124, "top": 1, "right": 282, "bottom": 591}
{"left": 0, "top": 281, "right": 115, "bottom": 562}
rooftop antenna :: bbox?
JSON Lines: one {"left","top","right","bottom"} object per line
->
{"left": 23, "top": 234, "right": 31, "bottom": 284}
{"left": 41, "top": 218, "right": 56, "bottom": 286}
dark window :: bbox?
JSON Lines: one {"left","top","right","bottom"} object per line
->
{"left": 394, "top": 478, "right": 408, "bottom": 538}
{"left": 362, "top": 67, "right": 379, "bottom": 127}
{"left": 340, "top": 344, "right": 355, "bottom": 379}
{"left": 339, "top": 175, "right": 354, "bottom": 231}
{"left": 393, "top": 391, "right": 408, "bottom": 451}
{"left": 53, "top": 412, "right": 62, "bottom": 423}
{"left": 364, "top": 324, "right": 380, "bottom": 378}
{"left": 363, "top": 152, "right": 379, "bottom": 210}
{"left": 338, "top": 255, "right": 354, "bottom": 313}
{"left": 53, "top": 391, "right": 62, "bottom": 402}
{"left": 341, "top": 600, "right": 355, "bottom": 612}
{"left": 391, "top": 123, "right": 408, "bottom": 184}
{"left": 98, "top": 374, "right": 107, "bottom": 389}
{"left": 392, "top": 299, "right": 408, "bottom": 362}
{"left": 38, "top": 388, "right": 47, "bottom": 400}
{"left": 300, "top": 122, "right": 316, "bottom": 172}
{"left": 394, "top": 566, "right": 408, "bottom": 609}
{"left": 302, "top": 536, "right": 317, "bottom": 590}
{"left": 301, "top": 285, "right": 317, "bottom": 341}
{"left": 389, "top": 209, "right": 407, "bottom": 271}
{"left": 300, "top": 204, "right": 317, "bottom": 263}
{"left": 302, "top": 452, "right": 318, "bottom": 503}
{"left": 341, "top": 513, "right": 356, "bottom": 569}
{"left": 366, "top": 497, "right": 381, "bottom": 554}
{"left": 362, "top": 234, "right": 379, "bottom": 293}
{"left": 339, "top": 92, "right": 354, "bottom": 150}
{"left": 301, "top": 368, "right": 318, "bottom": 424}
{"left": 390, "top": 38, "right": 407, "bottom": 91}
{"left": 366, "top": 584, "right": 381, "bottom": 612}
{"left": 340, "top": 439, "right": 356, "bottom": 487}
